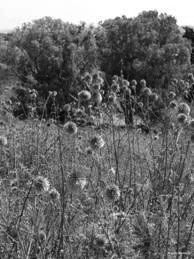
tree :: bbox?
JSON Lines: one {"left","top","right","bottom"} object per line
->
{"left": 7, "top": 17, "right": 99, "bottom": 104}
{"left": 99, "top": 11, "right": 192, "bottom": 89}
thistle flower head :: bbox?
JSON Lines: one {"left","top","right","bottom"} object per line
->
{"left": 140, "top": 79, "right": 146, "bottom": 87}
{"left": 177, "top": 113, "right": 188, "bottom": 125}
{"left": 34, "top": 176, "right": 50, "bottom": 193}
{"left": 90, "top": 135, "right": 105, "bottom": 150}
{"left": 92, "top": 83, "right": 101, "bottom": 92}
{"left": 111, "top": 82, "right": 120, "bottom": 93}
{"left": 64, "top": 121, "right": 78, "bottom": 135}
{"left": 105, "top": 184, "right": 120, "bottom": 201}
{"left": 49, "top": 188, "right": 60, "bottom": 201}
{"left": 168, "top": 91, "right": 176, "bottom": 99}
{"left": 63, "top": 103, "right": 71, "bottom": 113}
{"left": 112, "top": 75, "right": 119, "bottom": 82}
{"left": 122, "top": 79, "right": 130, "bottom": 87}
{"left": 142, "top": 87, "right": 152, "bottom": 96}
{"left": 131, "top": 79, "right": 138, "bottom": 86}
{"left": 78, "top": 90, "right": 91, "bottom": 102}
{"left": 150, "top": 92, "right": 158, "bottom": 102}
{"left": 0, "top": 136, "right": 7, "bottom": 146}
{"left": 84, "top": 72, "right": 92, "bottom": 83}
{"left": 169, "top": 100, "right": 178, "bottom": 109}
{"left": 138, "top": 102, "right": 144, "bottom": 108}
{"left": 108, "top": 93, "right": 117, "bottom": 103}
{"left": 178, "top": 102, "right": 190, "bottom": 116}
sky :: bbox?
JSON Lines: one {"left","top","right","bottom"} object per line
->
{"left": 0, "top": 0, "right": 194, "bottom": 32}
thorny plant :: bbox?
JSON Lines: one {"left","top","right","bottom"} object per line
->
{"left": 1, "top": 72, "right": 194, "bottom": 258}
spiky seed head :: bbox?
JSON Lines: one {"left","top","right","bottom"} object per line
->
{"left": 178, "top": 102, "right": 190, "bottom": 116}
{"left": 64, "top": 121, "right": 78, "bottom": 135}
{"left": 49, "top": 188, "right": 60, "bottom": 201}
{"left": 150, "top": 92, "right": 159, "bottom": 102}
{"left": 34, "top": 176, "right": 50, "bottom": 193}
{"left": 105, "top": 184, "right": 120, "bottom": 201}
{"left": 140, "top": 79, "right": 146, "bottom": 87}
{"left": 92, "top": 83, "right": 101, "bottom": 92}
{"left": 122, "top": 79, "right": 130, "bottom": 87}
{"left": 131, "top": 79, "right": 138, "bottom": 86}
{"left": 112, "top": 75, "right": 119, "bottom": 82}
{"left": 168, "top": 91, "right": 176, "bottom": 99}
{"left": 63, "top": 104, "right": 71, "bottom": 113}
{"left": 90, "top": 135, "right": 105, "bottom": 150}
{"left": 142, "top": 87, "right": 152, "bottom": 96}
{"left": 177, "top": 113, "right": 188, "bottom": 125}
{"left": 78, "top": 90, "right": 91, "bottom": 102}
{"left": 169, "top": 100, "right": 178, "bottom": 109}
{"left": 138, "top": 102, "right": 144, "bottom": 108}
{"left": 111, "top": 82, "right": 120, "bottom": 93}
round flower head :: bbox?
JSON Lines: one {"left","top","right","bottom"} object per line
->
{"left": 138, "top": 102, "right": 144, "bottom": 108}
{"left": 150, "top": 92, "right": 159, "bottom": 102}
{"left": 105, "top": 184, "right": 120, "bottom": 201}
{"left": 0, "top": 136, "right": 7, "bottom": 146}
{"left": 95, "top": 77, "right": 104, "bottom": 86}
{"left": 168, "top": 91, "right": 176, "bottom": 99}
{"left": 142, "top": 87, "right": 152, "bottom": 96}
{"left": 108, "top": 93, "right": 117, "bottom": 103}
{"left": 111, "top": 82, "right": 120, "bottom": 93}
{"left": 122, "top": 79, "right": 130, "bottom": 87}
{"left": 34, "top": 176, "right": 50, "bottom": 193}
{"left": 177, "top": 113, "right": 188, "bottom": 125}
{"left": 84, "top": 72, "right": 92, "bottom": 83}
{"left": 63, "top": 103, "right": 71, "bottom": 113}
{"left": 93, "top": 92, "right": 102, "bottom": 105}
{"left": 179, "top": 79, "right": 185, "bottom": 88}
{"left": 140, "top": 79, "right": 146, "bottom": 87}
{"left": 178, "top": 102, "right": 190, "bottom": 116}
{"left": 64, "top": 121, "right": 78, "bottom": 135}
{"left": 112, "top": 75, "right": 119, "bottom": 82}
{"left": 49, "top": 188, "right": 60, "bottom": 201}
{"left": 169, "top": 100, "right": 178, "bottom": 109}
{"left": 189, "top": 119, "right": 194, "bottom": 129}
{"left": 90, "top": 135, "right": 105, "bottom": 150}
{"left": 75, "top": 108, "right": 84, "bottom": 117}
{"left": 78, "top": 90, "right": 91, "bottom": 102}
{"left": 92, "top": 83, "right": 101, "bottom": 92}
{"left": 131, "top": 79, "right": 138, "bottom": 86}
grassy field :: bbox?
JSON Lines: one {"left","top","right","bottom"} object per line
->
{"left": 0, "top": 103, "right": 194, "bottom": 259}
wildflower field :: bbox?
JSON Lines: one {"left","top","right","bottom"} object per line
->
{"left": 1, "top": 10, "right": 194, "bottom": 259}
{"left": 1, "top": 70, "right": 194, "bottom": 259}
